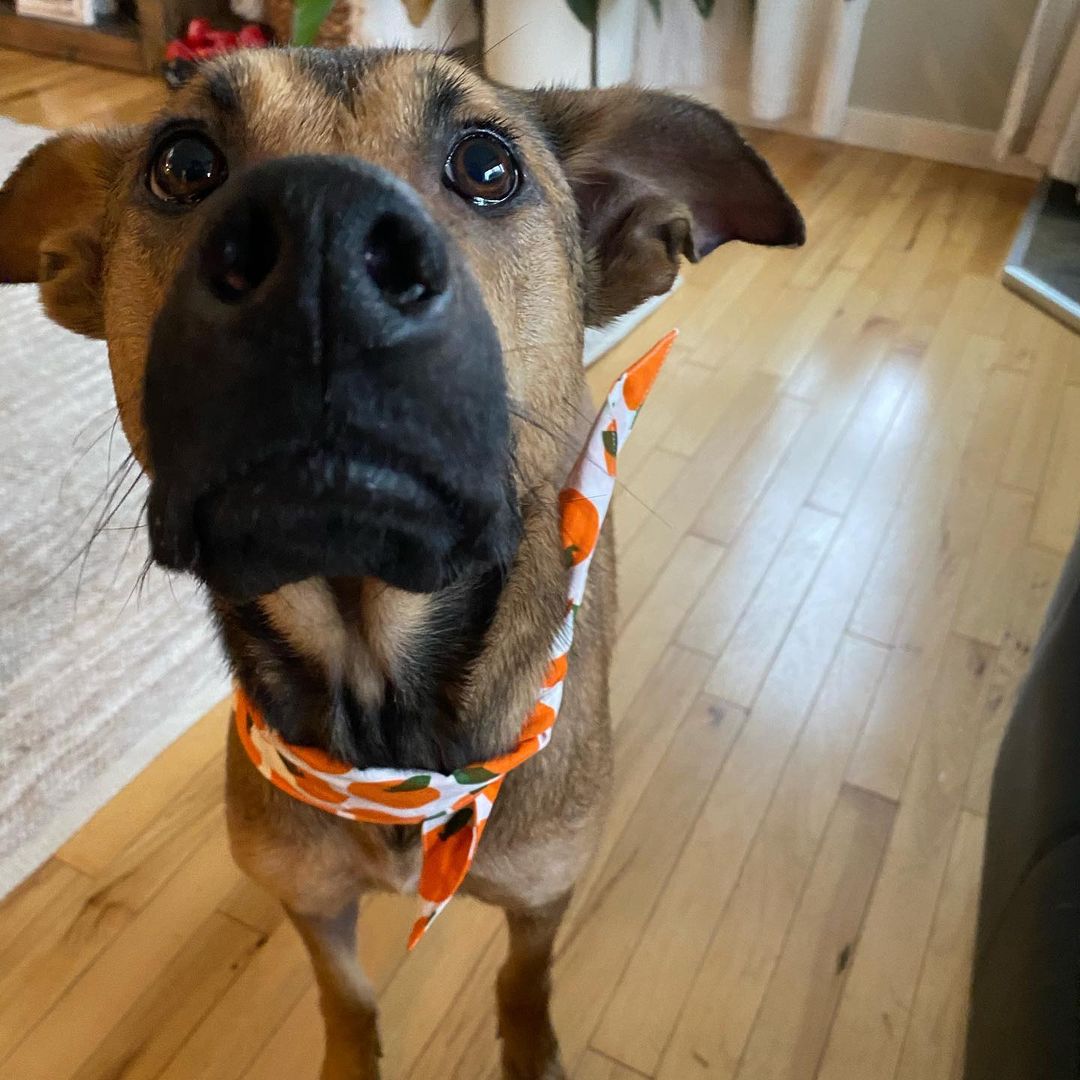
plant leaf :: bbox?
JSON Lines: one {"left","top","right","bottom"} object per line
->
{"left": 292, "top": 0, "right": 336, "bottom": 45}
{"left": 646, "top": 0, "right": 662, "bottom": 23}
{"left": 565, "top": 0, "right": 598, "bottom": 31}
{"left": 693, "top": 0, "right": 718, "bottom": 14}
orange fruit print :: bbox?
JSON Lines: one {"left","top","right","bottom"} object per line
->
{"left": 559, "top": 488, "right": 600, "bottom": 566}
{"left": 623, "top": 329, "right": 676, "bottom": 411}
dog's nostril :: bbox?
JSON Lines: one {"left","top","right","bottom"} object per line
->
{"left": 202, "top": 209, "right": 279, "bottom": 305}
{"left": 364, "top": 212, "right": 448, "bottom": 312}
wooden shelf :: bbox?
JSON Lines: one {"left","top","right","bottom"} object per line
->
{"left": 0, "top": 0, "right": 237, "bottom": 75}
{"left": 0, "top": 2, "right": 147, "bottom": 71}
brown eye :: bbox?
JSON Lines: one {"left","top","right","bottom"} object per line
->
{"left": 148, "top": 131, "right": 227, "bottom": 206}
{"left": 444, "top": 131, "right": 520, "bottom": 206}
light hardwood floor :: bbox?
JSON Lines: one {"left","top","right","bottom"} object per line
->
{"left": 3, "top": 46, "right": 1080, "bottom": 1080}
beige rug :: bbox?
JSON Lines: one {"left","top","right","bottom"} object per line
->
{"left": 0, "top": 118, "right": 228, "bottom": 896}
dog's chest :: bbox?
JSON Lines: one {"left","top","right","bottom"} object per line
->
{"left": 364, "top": 826, "right": 424, "bottom": 895}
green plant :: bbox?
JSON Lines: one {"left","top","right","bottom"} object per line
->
{"left": 567, "top": 0, "right": 717, "bottom": 30}
{"left": 292, "top": 0, "right": 336, "bottom": 45}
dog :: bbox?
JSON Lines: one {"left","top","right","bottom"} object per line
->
{"left": 0, "top": 47, "right": 802, "bottom": 1079}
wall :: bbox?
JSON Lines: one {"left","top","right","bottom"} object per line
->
{"left": 850, "top": 0, "right": 1040, "bottom": 130}
{"left": 352, "top": 0, "right": 475, "bottom": 49}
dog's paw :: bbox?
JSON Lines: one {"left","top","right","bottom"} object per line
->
{"left": 501, "top": 1046, "right": 566, "bottom": 1080}
{"left": 319, "top": 1057, "right": 380, "bottom": 1080}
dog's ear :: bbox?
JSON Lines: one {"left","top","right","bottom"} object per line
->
{"left": 526, "top": 88, "right": 804, "bottom": 325}
{"left": 0, "top": 131, "right": 126, "bottom": 338}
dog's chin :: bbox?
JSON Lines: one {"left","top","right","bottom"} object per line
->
{"left": 148, "top": 447, "right": 518, "bottom": 603}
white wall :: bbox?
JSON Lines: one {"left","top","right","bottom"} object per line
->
{"left": 850, "top": 0, "right": 1040, "bottom": 130}
{"left": 353, "top": 0, "right": 476, "bottom": 49}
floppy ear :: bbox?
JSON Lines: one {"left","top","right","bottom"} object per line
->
{"left": 526, "top": 88, "right": 805, "bottom": 325}
{"left": 0, "top": 131, "right": 125, "bottom": 338}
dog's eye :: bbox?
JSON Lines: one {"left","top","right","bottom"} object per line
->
{"left": 444, "top": 131, "right": 520, "bottom": 207}
{"left": 147, "top": 131, "right": 228, "bottom": 206}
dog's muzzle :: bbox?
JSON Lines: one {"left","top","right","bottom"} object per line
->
{"left": 143, "top": 155, "right": 518, "bottom": 601}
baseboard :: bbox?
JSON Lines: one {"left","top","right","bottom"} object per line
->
{"left": 684, "top": 85, "right": 1040, "bottom": 179}
{"left": 840, "top": 108, "right": 1040, "bottom": 178}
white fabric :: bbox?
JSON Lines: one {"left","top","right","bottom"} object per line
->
{"left": 478, "top": 0, "right": 867, "bottom": 136}
{"left": 750, "top": 0, "right": 871, "bottom": 135}
{"left": 0, "top": 119, "right": 228, "bottom": 898}
{"left": 997, "top": 0, "right": 1080, "bottom": 184}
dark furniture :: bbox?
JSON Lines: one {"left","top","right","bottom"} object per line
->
{"left": 966, "top": 534, "right": 1080, "bottom": 1079}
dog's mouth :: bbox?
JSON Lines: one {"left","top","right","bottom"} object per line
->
{"left": 148, "top": 437, "right": 519, "bottom": 602}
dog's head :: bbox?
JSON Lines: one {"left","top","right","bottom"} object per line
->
{"left": 0, "top": 48, "right": 802, "bottom": 603}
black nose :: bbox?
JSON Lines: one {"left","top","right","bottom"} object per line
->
{"left": 192, "top": 155, "right": 450, "bottom": 344}
{"left": 363, "top": 211, "right": 448, "bottom": 311}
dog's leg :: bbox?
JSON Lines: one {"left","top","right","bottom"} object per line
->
{"left": 497, "top": 893, "right": 571, "bottom": 1080}
{"left": 287, "top": 902, "right": 381, "bottom": 1080}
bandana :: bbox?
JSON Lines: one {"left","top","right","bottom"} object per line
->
{"left": 235, "top": 331, "right": 675, "bottom": 948}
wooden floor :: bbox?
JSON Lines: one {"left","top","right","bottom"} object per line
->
{"left": 3, "top": 47, "right": 1079, "bottom": 1080}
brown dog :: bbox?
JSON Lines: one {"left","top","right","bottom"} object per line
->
{"left": 0, "top": 48, "right": 802, "bottom": 1079}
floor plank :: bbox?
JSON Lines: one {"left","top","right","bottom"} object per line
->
{"left": 893, "top": 810, "right": 986, "bottom": 1080}
{"left": 1031, "top": 383, "right": 1080, "bottom": 554}
{"left": 815, "top": 634, "right": 994, "bottom": 1080}
{"left": 963, "top": 544, "right": 1063, "bottom": 816}
{"left": 732, "top": 785, "right": 896, "bottom": 1080}
{"left": 618, "top": 633, "right": 888, "bottom": 1078}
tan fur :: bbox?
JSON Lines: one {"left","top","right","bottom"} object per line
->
{"left": 0, "top": 48, "right": 801, "bottom": 1079}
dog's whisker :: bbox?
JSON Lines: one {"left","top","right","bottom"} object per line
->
{"left": 70, "top": 407, "right": 117, "bottom": 452}
{"left": 3, "top": 462, "right": 137, "bottom": 616}
{"left": 122, "top": 551, "right": 156, "bottom": 614}
{"left": 111, "top": 499, "right": 149, "bottom": 589}
{"left": 613, "top": 479, "right": 672, "bottom": 529}
{"left": 104, "top": 412, "right": 122, "bottom": 481}
{"left": 439, "top": 13, "right": 465, "bottom": 55}
{"left": 480, "top": 23, "right": 529, "bottom": 61}
{"left": 75, "top": 469, "right": 143, "bottom": 609}
{"left": 65, "top": 450, "right": 134, "bottom": 540}
{"left": 60, "top": 413, "right": 120, "bottom": 500}
{"left": 507, "top": 403, "right": 569, "bottom": 447}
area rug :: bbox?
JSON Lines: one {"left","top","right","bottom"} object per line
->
{"left": 0, "top": 118, "right": 228, "bottom": 896}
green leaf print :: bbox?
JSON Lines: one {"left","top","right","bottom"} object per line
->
{"left": 386, "top": 775, "right": 431, "bottom": 793}
{"left": 453, "top": 766, "right": 500, "bottom": 786}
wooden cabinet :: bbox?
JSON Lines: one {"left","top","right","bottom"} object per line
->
{"left": 0, "top": 0, "right": 232, "bottom": 73}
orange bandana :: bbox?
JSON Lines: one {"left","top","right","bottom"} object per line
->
{"left": 235, "top": 331, "right": 675, "bottom": 947}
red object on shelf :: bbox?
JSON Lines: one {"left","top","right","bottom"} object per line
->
{"left": 164, "top": 39, "right": 197, "bottom": 62}
{"left": 164, "top": 18, "right": 271, "bottom": 69}
{"left": 185, "top": 18, "right": 214, "bottom": 45}
{"left": 237, "top": 24, "right": 270, "bottom": 48}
